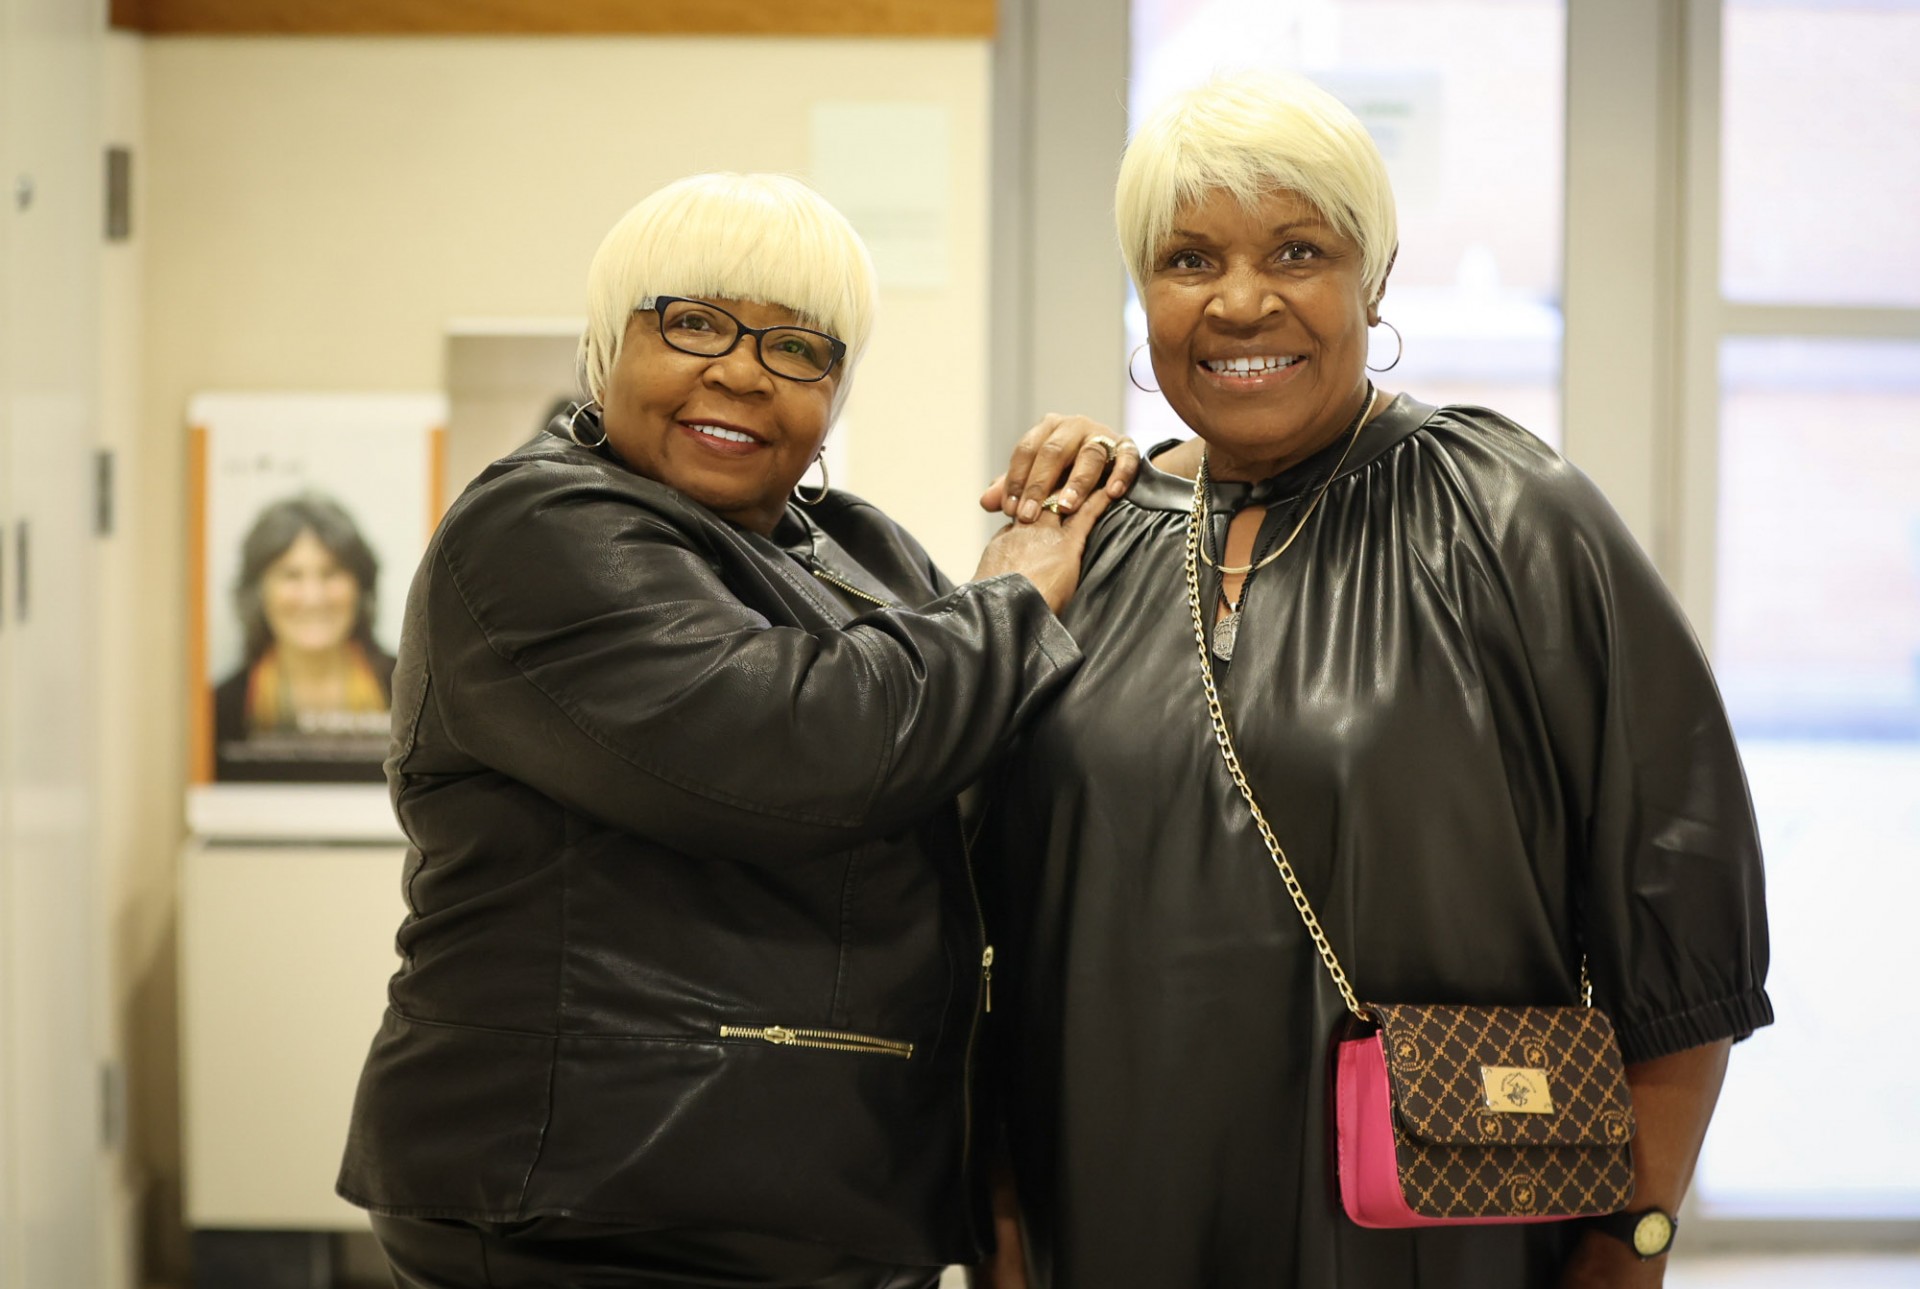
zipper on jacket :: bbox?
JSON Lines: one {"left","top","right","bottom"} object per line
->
{"left": 808, "top": 561, "right": 893, "bottom": 611}
{"left": 955, "top": 815, "right": 993, "bottom": 1200}
{"left": 719, "top": 1024, "right": 913, "bottom": 1059}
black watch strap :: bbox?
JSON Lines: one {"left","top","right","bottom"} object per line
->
{"left": 1589, "top": 1207, "right": 1677, "bottom": 1259}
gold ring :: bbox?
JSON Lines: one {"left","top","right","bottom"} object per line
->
{"left": 1088, "top": 435, "right": 1121, "bottom": 460}
{"left": 1039, "top": 496, "right": 1067, "bottom": 514}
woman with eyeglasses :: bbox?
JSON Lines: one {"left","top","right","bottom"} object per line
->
{"left": 336, "top": 172, "right": 1133, "bottom": 1288}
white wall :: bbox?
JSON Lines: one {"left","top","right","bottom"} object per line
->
{"left": 143, "top": 37, "right": 994, "bottom": 569}
{"left": 130, "top": 34, "right": 993, "bottom": 1277}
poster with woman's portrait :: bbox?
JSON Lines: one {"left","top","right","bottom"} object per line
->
{"left": 188, "top": 393, "right": 444, "bottom": 836}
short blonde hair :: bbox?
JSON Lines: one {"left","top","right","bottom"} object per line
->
{"left": 578, "top": 173, "right": 878, "bottom": 411}
{"left": 1117, "top": 72, "right": 1398, "bottom": 305}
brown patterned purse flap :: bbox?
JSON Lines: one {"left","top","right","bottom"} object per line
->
{"left": 1368, "top": 1003, "right": 1637, "bottom": 1149}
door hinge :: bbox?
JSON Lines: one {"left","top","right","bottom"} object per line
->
{"left": 101, "top": 1061, "right": 127, "bottom": 1153}
{"left": 105, "top": 146, "right": 132, "bottom": 241}
{"left": 13, "top": 518, "right": 27, "bottom": 623}
{"left": 96, "top": 449, "right": 116, "bottom": 536}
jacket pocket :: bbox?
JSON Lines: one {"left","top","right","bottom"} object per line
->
{"left": 718, "top": 1023, "right": 913, "bottom": 1059}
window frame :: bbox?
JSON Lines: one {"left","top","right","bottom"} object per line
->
{"left": 1672, "top": 0, "right": 1920, "bottom": 1241}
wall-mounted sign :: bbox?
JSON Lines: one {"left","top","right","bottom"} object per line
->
{"left": 187, "top": 392, "right": 444, "bottom": 840}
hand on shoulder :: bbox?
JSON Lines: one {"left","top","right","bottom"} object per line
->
{"left": 981, "top": 414, "right": 1141, "bottom": 522}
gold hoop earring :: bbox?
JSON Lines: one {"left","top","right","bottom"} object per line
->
{"left": 564, "top": 400, "right": 608, "bottom": 448}
{"left": 794, "top": 452, "right": 830, "bottom": 506}
{"left": 1128, "top": 343, "right": 1159, "bottom": 394}
{"left": 1366, "top": 319, "right": 1403, "bottom": 373}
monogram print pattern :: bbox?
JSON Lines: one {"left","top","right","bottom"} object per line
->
{"left": 1370, "top": 1003, "right": 1637, "bottom": 1219}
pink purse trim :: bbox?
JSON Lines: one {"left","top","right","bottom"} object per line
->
{"left": 1335, "top": 1033, "right": 1584, "bottom": 1228}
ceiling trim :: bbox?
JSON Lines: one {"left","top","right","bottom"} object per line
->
{"left": 109, "top": 0, "right": 994, "bottom": 38}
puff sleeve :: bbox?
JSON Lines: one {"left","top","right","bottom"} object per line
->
{"left": 1495, "top": 455, "right": 1773, "bottom": 1063}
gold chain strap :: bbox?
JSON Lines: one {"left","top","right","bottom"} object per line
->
{"left": 1182, "top": 434, "right": 1595, "bottom": 1019}
{"left": 1184, "top": 450, "right": 1369, "bottom": 1021}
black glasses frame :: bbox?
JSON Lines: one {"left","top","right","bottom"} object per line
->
{"left": 638, "top": 295, "right": 847, "bottom": 383}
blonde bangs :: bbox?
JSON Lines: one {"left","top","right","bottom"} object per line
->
{"left": 1117, "top": 72, "right": 1398, "bottom": 304}
{"left": 579, "top": 174, "right": 877, "bottom": 407}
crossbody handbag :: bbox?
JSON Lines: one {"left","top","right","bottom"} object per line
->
{"left": 1181, "top": 449, "right": 1637, "bottom": 1228}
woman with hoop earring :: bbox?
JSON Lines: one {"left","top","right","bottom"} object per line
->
{"left": 338, "top": 172, "right": 1139, "bottom": 1288}
{"left": 978, "top": 72, "right": 1770, "bottom": 1289}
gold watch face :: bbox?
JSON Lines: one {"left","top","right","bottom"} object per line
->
{"left": 1632, "top": 1211, "right": 1674, "bottom": 1257}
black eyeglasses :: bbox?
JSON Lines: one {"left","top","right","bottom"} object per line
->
{"left": 637, "top": 296, "right": 847, "bottom": 383}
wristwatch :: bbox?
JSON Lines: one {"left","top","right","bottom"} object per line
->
{"left": 1589, "top": 1207, "right": 1677, "bottom": 1259}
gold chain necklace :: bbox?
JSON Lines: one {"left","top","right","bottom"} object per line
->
{"left": 1201, "top": 387, "right": 1375, "bottom": 662}
{"left": 1201, "top": 386, "right": 1378, "bottom": 577}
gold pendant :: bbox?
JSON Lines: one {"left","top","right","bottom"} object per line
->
{"left": 1212, "top": 609, "right": 1241, "bottom": 662}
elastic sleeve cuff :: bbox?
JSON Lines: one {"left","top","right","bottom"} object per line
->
{"left": 1615, "top": 987, "right": 1775, "bottom": 1065}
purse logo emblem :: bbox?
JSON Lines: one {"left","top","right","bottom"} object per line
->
{"left": 1480, "top": 1065, "right": 1555, "bottom": 1115}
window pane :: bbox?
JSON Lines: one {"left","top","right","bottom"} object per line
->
{"left": 1697, "top": 336, "right": 1920, "bottom": 1216}
{"left": 1713, "top": 338, "right": 1920, "bottom": 731}
{"left": 1127, "top": 0, "right": 1565, "bottom": 449}
{"left": 1722, "top": 0, "right": 1920, "bottom": 307}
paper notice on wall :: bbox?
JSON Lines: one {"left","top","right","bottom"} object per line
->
{"left": 1314, "top": 70, "right": 1444, "bottom": 212}
{"left": 810, "top": 103, "right": 951, "bottom": 290}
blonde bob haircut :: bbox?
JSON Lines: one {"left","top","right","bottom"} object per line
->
{"left": 579, "top": 173, "right": 878, "bottom": 414}
{"left": 1117, "top": 71, "right": 1398, "bottom": 306}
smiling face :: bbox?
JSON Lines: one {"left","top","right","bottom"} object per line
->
{"left": 260, "top": 530, "right": 362, "bottom": 657}
{"left": 600, "top": 297, "right": 839, "bottom": 534}
{"left": 1144, "top": 186, "right": 1382, "bottom": 480}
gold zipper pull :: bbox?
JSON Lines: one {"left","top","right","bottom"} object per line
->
{"left": 982, "top": 945, "right": 995, "bottom": 1014}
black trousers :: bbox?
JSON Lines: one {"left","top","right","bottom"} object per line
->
{"left": 369, "top": 1214, "right": 949, "bottom": 1289}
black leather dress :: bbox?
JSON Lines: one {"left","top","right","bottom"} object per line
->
{"left": 984, "top": 395, "right": 1772, "bottom": 1288}
{"left": 337, "top": 424, "right": 1081, "bottom": 1273}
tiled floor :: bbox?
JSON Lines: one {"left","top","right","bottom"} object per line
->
{"left": 934, "top": 1252, "right": 1920, "bottom": 1287}
{"left": 1667, "top": 1253, "right": 1920, "bottom": 1288}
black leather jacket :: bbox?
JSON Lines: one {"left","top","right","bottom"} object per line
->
{"left": 337, "top": 428, "right": 1080, "bottom": 1265}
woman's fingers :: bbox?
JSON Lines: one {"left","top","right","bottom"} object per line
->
{"left": 1053, "top": 434, "right": 1138, "bottom": 512}
{"left": 1104, "top": 436, "right": 1142, "bottom": 496}
{"left": 1000, "top": 415, "right": 1132, "bottom": 523}
{"left": 999, "top": 416, "right": 1059, "bottom": 519}
{"left": 990, "top": 428, "right": 1134, "bottom": 513}
{"left": 1054, "top": 484, "right": 1113, "bottom": 535}
{"left": 1029, "top": 485, "right": 1110, "bottom": 535}
{"left": 982, "top": 487, "right": 1115, "bottom": 613}
{"left": 980, "top": 472, "right": 1009, "bottom": 513}
{"left": 1013, "top": 419, "right": 1079, "bottom": 523}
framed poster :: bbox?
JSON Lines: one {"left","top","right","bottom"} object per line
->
{"left": 187, "top": 393, "right": 444, "bottom": 840}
